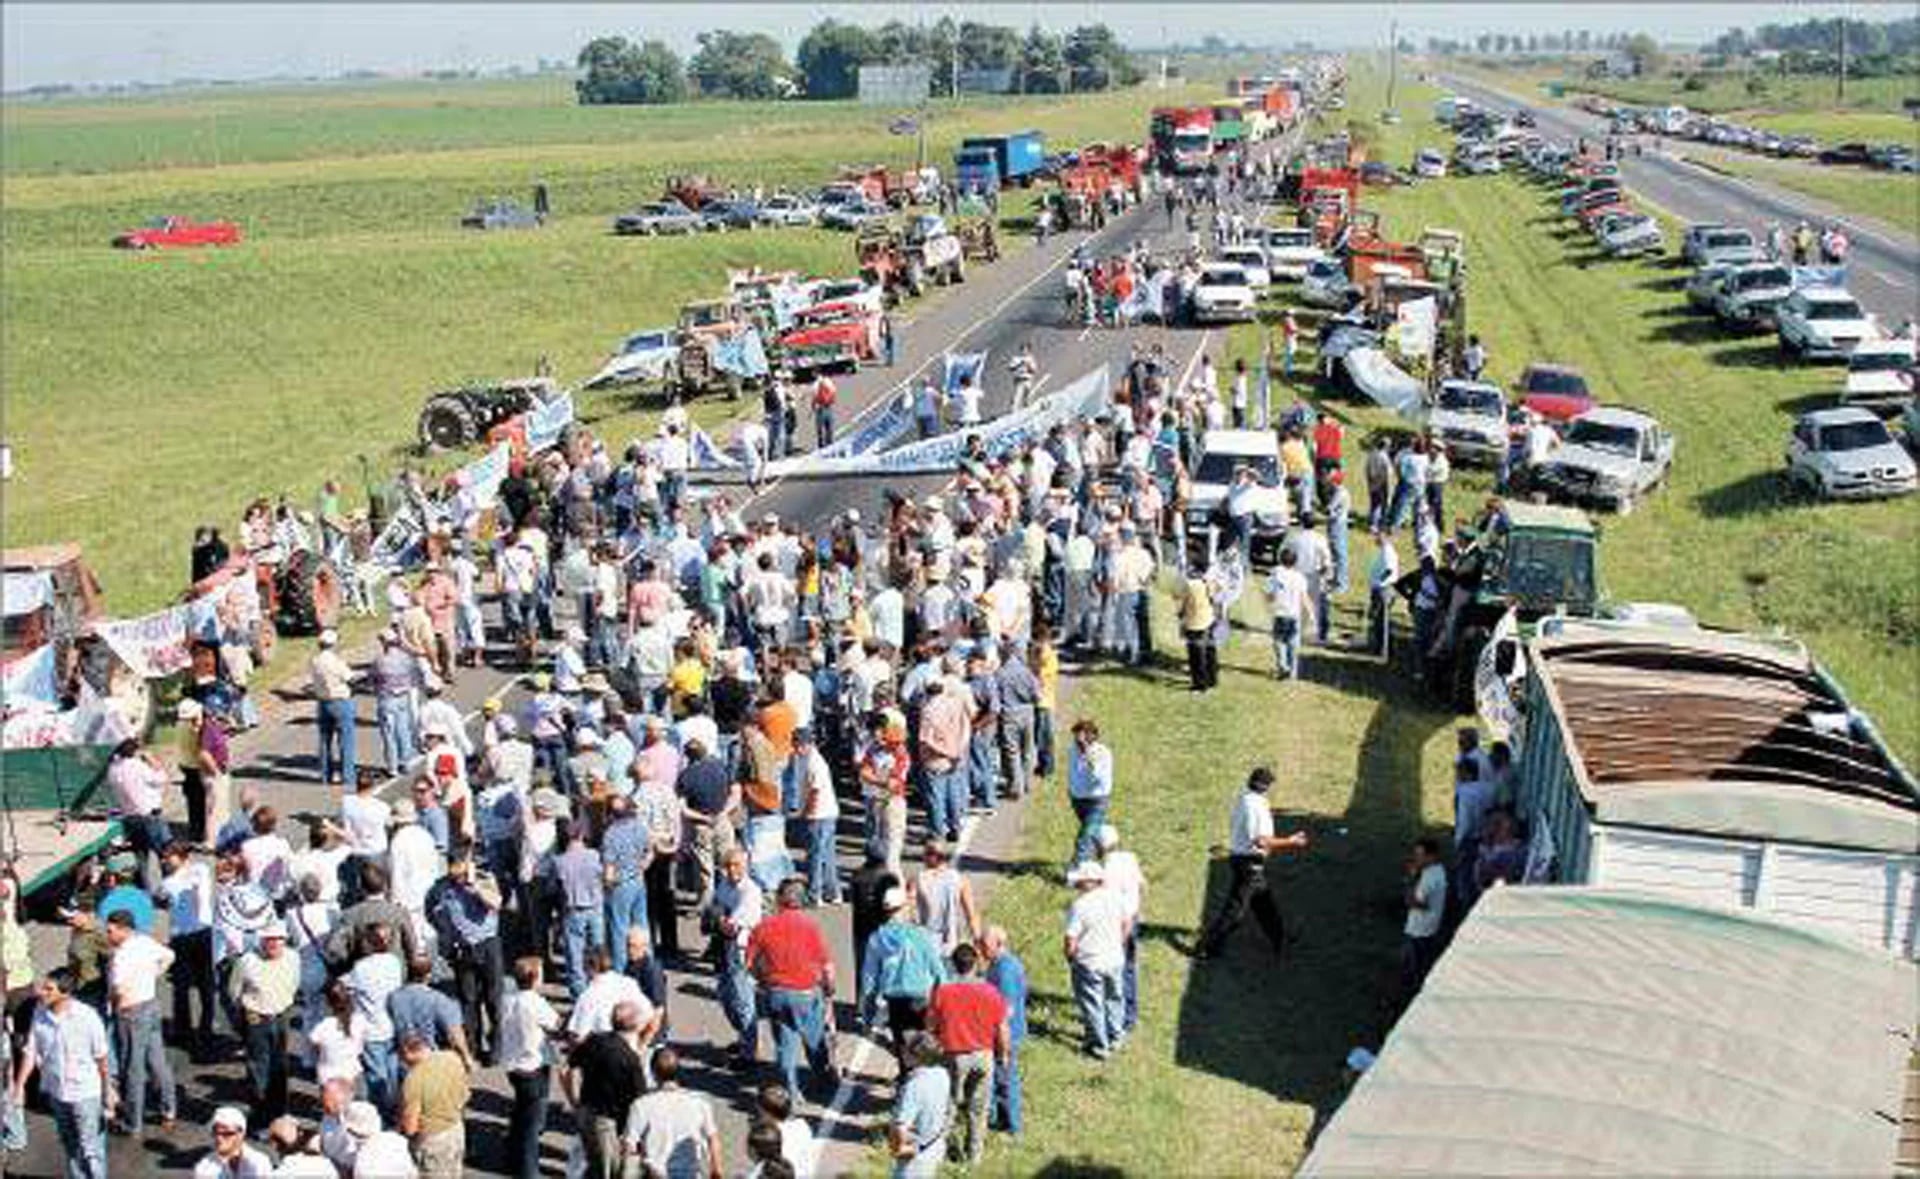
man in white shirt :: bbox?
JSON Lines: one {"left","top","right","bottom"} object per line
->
{"left": 385, "top": 799, "right": 443, "bottom": 931}
{"left": 159, "top": 843, "right": 218, "bottom": 1055}
{"left": 192, "top": 1106, "right": 273, "bottom": 1179}
{"left": 1093, "top": 825, "right": 1146, "bottom": 1035}
{"left": 790, "top": 728, "right": 842, "bottom": 905}
{"left": 341, "top": 1100, "right": 417, "bottom": 1179}
{"left": 1193, "top": 766, "right": 1308, "bottom": 960}
{"left": 567, "top": 949, "right": 657, "bottom": 1041}
{"left": 1403, "top": 838, "right": 1448, "bottom": 992}
{"left": 950, "top": 374, "right": 984, "bottom": 427}
{"left": 1287, "top": 526, "right": 1334, "bottom": 645}
{"left": 339, "top": 774, "right": 391, "bottom": 904}
{"left": 1062, "top": 861, "right": 1129, "bottom": 1059}
{"left": 12, "top": 967, "right": 112, "bottom": 1179}
{"left": 1367, "top": 527, "right": 1400, "bottom": 659}
{"left": 106, "top": 910, "right": 177, "bottom": 1132}
{"left": 623, "top": 1046, "right": 723, "bottom": 1179}
{"left": 1263, "top": 547, "right": 1314, "bottom": 680}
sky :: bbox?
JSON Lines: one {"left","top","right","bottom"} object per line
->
{"left": 1, "top": 3, "right": 1897, "bottom": 91}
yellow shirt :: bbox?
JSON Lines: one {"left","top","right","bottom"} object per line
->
{"left": 668, "top": 658, "right": 706, "bottom": 709}
{"left": 1178, "top": 577, "right": 1216, "bottom": 633}
{"left": 1037, "top": 645, "right": 1059, "bottom": 711}
{"left": 1280, "top": 437, "right": 1312, "bottom": 479}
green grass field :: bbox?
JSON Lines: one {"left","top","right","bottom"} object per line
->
{"left": 1, "top": 78, "right": 1204, "bottom": 615}
{"left": 960, "top": 61, "right": 1918, "bottom": 1177}
{"left": 1675, "top": 150, "right": 1920, "bottom": 233}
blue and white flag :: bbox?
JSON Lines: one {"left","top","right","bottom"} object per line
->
{"left": 0, "top": 645, "right": 59, "bottom": 710}
{"left": 525, "top": 392, "right": 576, "bottom": 452}
{"left": 691, "top": 427, "right": 741, "bottom": 470}
{"left": 942, "top": 351, "right": 987, "bottom": 394}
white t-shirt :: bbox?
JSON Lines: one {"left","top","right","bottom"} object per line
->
{"left": 308, "top": 1015, "right": 367, "bottom": 1085}
{"left": 351, "top": 1131, "right": 418, "bottom": 1179}
{"left": 782, "top": 669, "right": 815, "bottom": 730}
{"left": 161, "top": 861, "right": 215, "bottom": 937}
{"left": 779, "top": 1117, "right": 816, "bottom": 1179}
{"left": 497, "top": 984, "right": 561, "bottom": 1075}
{"left": 1228, "top": 790, "right": 1274, "bottom": 857}
{"left": 339, "top": 794, "right": 391, "bottom": 856}
{"left": 795, "top": 748, "right": 840, "bottom": 821}
{"left": 388, "top": 825, "right": 443, "bottom": 914}
{"left": 111, "top": 933, "right": 175, "bottom": 1008}
{"left": 1264, "top": 566, "right": 1310, "bottom": 621}
{"left": 1101, "top": 850, "right": 1145, "bottom": 922}
{"left": 193, "top": 1146, "right": 274, "bottom": 1179}
{"left": 951, "top": 384, "right": 983, "bottom": 425}
{"left": 567, "top": 972, "right": 649, "bottom": 1039}
{"left": 289, "top": 845, "right": 351, "bottom": 905}
{"left": 1064, "top": 887, "right": 1128, "bottom": 973}
{"left": 624, "top": 1086, "right": 718, "bottom": 1178}
{"left": 1405, "top": 863, "right": 1447, "bottom": 939}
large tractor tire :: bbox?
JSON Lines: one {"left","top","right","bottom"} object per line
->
{"left": 276, "top": 550, "right": 343, "bottom": 636}
{"left": 418, "top": 395, "right": 477, "bottom": 452}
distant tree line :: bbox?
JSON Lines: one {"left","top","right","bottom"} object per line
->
{"left": 575, "top": 19, "right": 1138, "bottom": 106}
{"left": 1705, "top": 16, "right": 1918, "bottom": 77}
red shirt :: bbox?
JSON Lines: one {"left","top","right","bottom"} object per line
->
{"left": 746, "top": 909, "right": 832, "bottom": 991}
{"left": 1313, "top": 419, "right": 1344, "bottom": 462}
{"left": 925, "top": 979, "right": 1008, "bottom": 1055}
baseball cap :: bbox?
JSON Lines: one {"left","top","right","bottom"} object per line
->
{"left": 1066, "top": 861, "right": 1105, "bottom": 886}
{"left": 1095, "top": 823, "right": 1120, "bottom": 852}
{"left": 882, "top": 886, "right": 908, "bottom": 911}
{"left": 343, "top": 1102, "right": 382, "bottom": 1138}
{"left": 176, "top": 698, "right": 204, "bottom": 721}
{"left": 210, "top": 1106, "right": 248, "bottom": 1133}
{"left": 318, "top": 629, "right": 338, "bottom": 647}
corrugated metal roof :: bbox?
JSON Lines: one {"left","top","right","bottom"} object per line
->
{"left": 1301, "top": 887, "right": 1918, "bottom": 1176}
{"left": 1529, "top": 622, "right": 1919, "bottom": 851}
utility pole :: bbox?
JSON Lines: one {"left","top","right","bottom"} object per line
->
{"left": 1836, "top": 12, "right": 1848, "bottom": 105}
{"left": 1387, "top": 18, "right": 1399, "bottom": 111}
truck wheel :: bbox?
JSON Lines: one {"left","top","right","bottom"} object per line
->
{"left": 418, "top": 396, "right": 477, "bottom": 451}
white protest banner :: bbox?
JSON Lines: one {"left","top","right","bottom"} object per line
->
{"left": 1395, "top": 296, "right": 1437, "bottom": 362}
{"left": 94, "top": 605, "right": 195, "bottom": 680}
{"left": 459, "top": 443, "right": 512, "bottom": 509}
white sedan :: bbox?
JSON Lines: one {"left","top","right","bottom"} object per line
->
{"left": 756, "top": 194, "right": 820, "bottom": 227}
{"left": 1192, "top": 263, "right": 1256, "bottom": 323}
{"left": 1786, "top": 406, "right": 1917, "bottom": 499}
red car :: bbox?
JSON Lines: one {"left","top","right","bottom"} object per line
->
{"left": 113, "top": 216, "right": 241, "bottom": 250}
{"left": 1517, "top": 363, "right": 1596, "bottom": 423}
{"left": 777, "top": 301, "right": 880, "bottom": 376}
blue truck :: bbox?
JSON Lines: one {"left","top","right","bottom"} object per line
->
{"left": 953, "top": 131, "right": 1046, "bottom": 193}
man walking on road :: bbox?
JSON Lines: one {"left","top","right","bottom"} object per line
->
{"left": 812, "top": 373, "right": 838, "bottom": 449}
{"left": 106, "top": 910, "right": 176, "bottom": 1134}
{"left": 1062, "top": 861, "right": 1128, "bottom": 1060}
{"left": 745, "top": 879, "right": 839, "bottom": 1102}
{"left": 310, "top": 629, "right": 357, "bottom": 786}
{"left": 1066, "top": 719, "right": 1113, "bottom": 867}
{"left": 924, "top": 942, "right": 1009, "bottom": 1166}
{"left": 13, "top": 968, "right": 111, "bottom": 1179}
{"left": 1193, "top": 767, "right": 1309, "bottom": 960}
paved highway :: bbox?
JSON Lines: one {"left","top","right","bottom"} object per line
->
{"left": 16, "top": 121, "right": 1311, "bottom": 1178}
{"left": 1443, "top": 73, "right": 1919, "bottom": 326}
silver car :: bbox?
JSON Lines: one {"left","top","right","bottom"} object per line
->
{"left": 1535, "top": 406, "right": 1675, "bottom": 513}
{"left": 1786, "top": 407, "right": 1917, "bottom": 499}
{"left": 1427, "top": 379, "right": 1508, "bottom": 464}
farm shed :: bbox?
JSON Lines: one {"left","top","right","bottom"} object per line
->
{"left": 1299, "top": 887, "right": 1919, "bottom": 1176}
{"left": 1512, "top": 620, "right": 1920, "bottom": 958}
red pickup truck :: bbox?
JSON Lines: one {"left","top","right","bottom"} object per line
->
{"left": 113, "top": 216, "right": 241, "bottom": 250}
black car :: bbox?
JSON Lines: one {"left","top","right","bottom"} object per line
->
{"left": 1818, "top": 142, "right": 1872, "bottom": 166}
{"left": 700, "top": 199, "right": 761, "bottom": 231}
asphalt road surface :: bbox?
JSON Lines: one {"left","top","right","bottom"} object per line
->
{"left": 1441, "top": 73, "right": 1919, "bottom": 326}
{"left": 12, "top": 124, "right": 1311, "bottom": 1179}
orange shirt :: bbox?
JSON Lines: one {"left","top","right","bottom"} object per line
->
{"left": 761, "top": 700, "right": 798, "bottom": 761}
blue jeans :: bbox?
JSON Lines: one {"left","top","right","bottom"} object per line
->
{"left": 762, "top": 988, "right": 833, "bottom": 1099}
{"left": 1034, "top": 708, "right": 1056, "bottom": 779}
{"left": 49, "top": 1097, "right": 106, "bottom": 1179}
{"left": 114, "top": 1000, "right": 175, "bottom": 1130}
{"left": 375, "top": 693, "right": 417, "bottom": 776}
{"left": 362, "top": 1037, "right": 397, "bottom": 1120}
{"left": 806, "top": 818, "right": 842, "bottom": 904}
{"left": 716, "top": 941, "right": 757, "bottom": 1052}
{"left": 1272, "top": 616, "right": 1302, "bottom": 679}
{"left": 1112, "top": 591, "right": 1141, "bottom": 662}
{"left": 562, "top": 909, "right": 606, "bottom": 998}
{"left": 605, "top": 880, "right": 649, "bottom": 972}
{"left": 1329, "top": 518, "right": 1350, "bottom": 593}
{"left": 924, "top": 767, "right": 965, "bottom": 842}
{"left": 317, "top": 697, "right": 357, "bottom": 784}
{"left": 1070, "top": 797, "right": 1108, "bottom": 866}
{"left": 1122, "top": 933, "right": 1140, "bottom": 1032}
{"left": 992, "top": 1046, "right": 1023, "bottom": 1135}
{"left": 1386, "top": 481, "right": 1419, "bottom": 531}
{"left": 815, "top": 408, "right": 835, "bottom": 448}
{"left": 1069, "top": 962, "right": 1125, "bottom": 1054}
{"left": 968, "top": 731, "right": 999, "bottom": 808}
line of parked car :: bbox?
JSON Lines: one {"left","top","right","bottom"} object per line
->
{"left": 1589, "top": 99, "right": 1917, "bottom": 173}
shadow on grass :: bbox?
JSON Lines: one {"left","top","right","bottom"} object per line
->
{"left": 1171, "top": 643, "right": 1455, "bottom": 1149}
{"left": 1775, "top": 390, "right": 1838, "bottom": 416}
{"left": 1693, "top": 469, "right": 1798, "bottom": 518}
{"left": 1033, "top": 1160, "right": 1132, "bottom": 1179}
{"left": 1642, "top": 316, "right": 1736, "bottom": 347}
{"left": 1715, "top": 341, "right": 1799, "bottom": 370}
{"left": 1638, "top": 274, "right": 1689, "bottom": 293}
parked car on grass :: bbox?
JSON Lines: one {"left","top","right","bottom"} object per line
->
{"left": 821, "top": 199, "right": 891, "bottom": 231}
{"left": 756, "top": 194, "right": 821, "bottom": 227}
{"left": 1786, "top": 407, "right": 1917, "bottom": 499}
{"left": 1185, "top": 429, "right": 1289, "bottom": 568}
{"left": 1192, "top": 262, "right": 1257, "bottom": 323}
{"left": 1838, "top": 336, "right": 1918, "bottom": 410}
{"left": 460, "top": 200, "right": 541, "bottom": 231}
{"left": 1535, "top": 406, "right": 1674, "bottom": 513}
{"left": 1217, "top": 244, "right": 1272, "bottom": 289}
{"left": 1426, "top": 379, "right": 1509, "bottom": 465}
{"left": 1414, "top": 149, "right": 1448, "bottom": 178}
{"left": 700, "top": 199, "right": 762, "bottom": 231}
{"left": 1299, "top": 257, "right": 1357, "bottom": 309}
{"left": 1261, "top": 226, "right": 1327, "bottom": 280}
{"left": 1685, "top": 262, "right": 1740, "bottom": 312}
{"left": 614, "top": 201, "right": 703, "bottom": 236}
{"left": 1598, "top": 212, "right": 1664, "bottom": 257}
{"left": 112, "top": 215, "right": 241, "bottom": 249}
{"left": 1776, "top": 287, "right": 1878, "bottom": 360}
{"left": 1681, "top": 224, "right": 1762, "bottom": 268}
{"left": 1817, "top": 142, "right": 1872, "bottom": 166}
{"left": 1517, "top": 362, "right": 1596, "bottom": 423}
{"left": 1710, "top": 262, "right": 1794, "bottom": 330}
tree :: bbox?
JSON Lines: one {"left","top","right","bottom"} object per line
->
{"left": 1063, "top": 24, "right": 1138, "bottom": 91}
{"left": 1575, "top": 29, "right": 1593, "bottom": 52}
{"left": 688, "top": 30, "right": 791, "bottom": 99}
{"left": 575, "top": 35, "right": 687, "bottom": 105}
{"left": 926, "top": 17, "right": 958, "bottom": 96}
{"left": 795, "top": 19, "right": 874, "bottom": 100}
{"left": 961, "top": 21, "right": 1022, "bottom": 73}
{"left": 1019, "top": 25, "right": 1066, "bottom": 94}
{"left": 1623, "top": 33, "right": 1666, "bottom": 76}
{"left": 1475, "top": 33, "right": 1493, "bottom": 55}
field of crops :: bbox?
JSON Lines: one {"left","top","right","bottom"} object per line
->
{"left": 2, "top": 77, "right": 1206, "bottom": 614}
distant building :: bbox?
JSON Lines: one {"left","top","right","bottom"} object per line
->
{"left": 858, "top": 64, "right": 932, "bottom": 105}
{"left": 1587, "top": 52, "right": 1641, "bottom": 79}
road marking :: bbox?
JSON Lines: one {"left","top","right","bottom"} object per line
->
{"left": 803, "top": 808, "right": 984, "bottom": 1177}
{"left": 1177, "top": 328, "right": 1215, "bottom": 393}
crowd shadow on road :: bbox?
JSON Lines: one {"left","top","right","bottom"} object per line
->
{"left": 1168, "top": 637, "right": 1455, "bottom": 1155}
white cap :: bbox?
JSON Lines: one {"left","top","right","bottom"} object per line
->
{"left": 318, "top": 629, "right": 339, "bottom": 647}
{"left": 176, "top": 698, "right": 204, "bottom": 720}
{"left": 882, "top": 886, "right": 908, "bottom": 911}
{"left": 1095, "top": 823, "right": 1120, "bottom": 852}
{"left": 343, "top": 1102, "right": 382, "bottom": 1138}
{"left": 259, "top": 920, "right": 288, "bottom": 941}
{"left": 210, "top": 1106, "right": 248, "bottom": 1133}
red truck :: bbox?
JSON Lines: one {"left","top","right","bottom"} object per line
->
{"left": 112, "top": 216, "right": 241, "bottom": 250}
{"left": 1150, "top": 107, "right": 1214, "bottom": 175}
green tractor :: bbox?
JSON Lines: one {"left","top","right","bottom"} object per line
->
{"left": 1422, "top": 500, "right": 1601, "bottom": 708}
{"left": 416, "top": 377, "right": 562, "bottom": 452}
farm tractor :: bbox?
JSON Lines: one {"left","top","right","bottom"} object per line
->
{"left": 416, "top": 377, "right": 564, "bottom": 452}
{"left": 664, "top": 173, "right": 726, "bottom": 210}
{"left": 856, "top": 216, "right": 965, "bottom": 303}
{"left": 955, "top": 218, "right": 1001, "bottom": 264}
{"left": 3, "top": 546, "right": 159, "bottom": 739}
{"left": 675, "top": 299, "right": 767, "bottom": 400}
